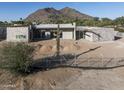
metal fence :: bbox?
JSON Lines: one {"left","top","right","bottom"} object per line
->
{"left": 32, "top": 53, "right": 124, "bottom": 69}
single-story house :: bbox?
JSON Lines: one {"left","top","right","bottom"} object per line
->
{"left": 2, "top": 23, "right": 118, "bottom": 42}
{"left": 31, "top": 23, "right": 76, "bottom": 40}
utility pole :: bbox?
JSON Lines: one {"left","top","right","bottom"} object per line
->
{"left": 56, "top": 24, "right": 60, "bottom": 57}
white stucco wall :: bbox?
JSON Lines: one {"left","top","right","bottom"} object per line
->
{"left": 85, "top": 32, "right": 93, "bottom": 41}
{"left": 92, "top": 28, "right": 115, "bottom": 42}
{"left": 7, "top": 27, "right": 29, "bottom": 42}
{"left": 62, "top": 31, "right": 73, "bottom": 39}
{"left": 77, "top": 26, "right": 115, "bottom": 42}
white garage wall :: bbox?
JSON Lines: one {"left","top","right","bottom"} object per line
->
{"left": 62, "top": 31, "right": 73, "bottom": 39}
{"left": 7, "top": 27, "right": 29, "bottom": 42}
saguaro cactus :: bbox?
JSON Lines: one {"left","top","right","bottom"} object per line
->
{"left": 56, "top": 24, "right": 60, "bottom": 57}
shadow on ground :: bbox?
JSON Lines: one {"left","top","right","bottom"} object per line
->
{"left": 29, "top": 46, "right": 102, "bottom": 73}
{"left": 28, "top": 45, "right": 123, "bottom": 74}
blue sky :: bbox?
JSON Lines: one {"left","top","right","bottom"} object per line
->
{"left": 0, "top": 2, "right": 124, "bottom": 21}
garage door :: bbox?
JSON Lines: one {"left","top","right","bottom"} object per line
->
{"left": 62, "top": 31, "right": 73, "bottom": 39}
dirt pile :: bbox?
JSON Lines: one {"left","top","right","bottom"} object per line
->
{"left": 51, "top": 45, "right": 63, "bottom": 52}
{"left": 39, "top": 45, "right": 52, "bottom": 53}
{"left": 33, "top": 40, "right": 82, "bottom": 55}
{"left": 63, "top": 44, "right": 80, "bottom": 52}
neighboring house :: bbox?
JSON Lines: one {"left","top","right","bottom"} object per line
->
{"left": 5, "top": 23, "right": 117, "bottom": 42}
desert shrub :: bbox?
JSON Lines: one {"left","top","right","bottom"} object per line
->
{"left": 0, "top": 43, "right": 34, "bottom": 75}
{"left": 114, "top": 27, "right": 124, "bottom": 32}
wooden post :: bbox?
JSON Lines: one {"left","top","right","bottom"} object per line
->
{"left": 73, "top": 23, "right": 76, "bottom": 40}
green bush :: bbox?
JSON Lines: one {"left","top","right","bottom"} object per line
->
{"left": 0, "top": 43, "right": 34, "bottom": 75}
{"left": 114, "top": 27, "right": 124, "bottom": 32}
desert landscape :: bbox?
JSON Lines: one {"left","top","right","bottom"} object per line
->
{"left": 1, "top": 2, "right": 124, "bottom": 90}
{"left": 1, "top": 38, "right": 124, "bottom": 89}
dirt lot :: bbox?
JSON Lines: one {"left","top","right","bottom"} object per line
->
{"left": 1, "top": 67, "right": 124, "bottom": 90}
{"left": 30, "top": 38, "right": 124, "bottom": 58}
{"left": 1, "top": 38, "right": 124, "bottom": 89}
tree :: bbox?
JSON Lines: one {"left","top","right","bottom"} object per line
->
{"left": 114, "top": 16, "right": 124, "bottom": 26}
{"left": 101, "top": 18, "right": 112, "bottom": 22}
{"left": 48, "top": 14, "right": 63, "bottom": 24}
{"left": 93, "top": 17, "right": 99, "bottom": 21}
{"left": 11, "top": 18, "right": 25, "bottom": 26}
{"left": 0, "top": 21, "right": 4, "bottom": 24}
{"left": 98, "top": 17, "right": 113, "bottom": 27}
{"left": 0, "top": 21, "right": 10, "bottom": 26}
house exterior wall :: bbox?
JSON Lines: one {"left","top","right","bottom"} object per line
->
{"left": 92, "top": 33, "right": 99, "bottom": 42}
{"left": 5, "top": 25, "right": 115, "bottom": 42}
{"left": 62, "top": 31, "right": 73, "bottom": 39}
{"left": 35, "top": 23, "right": 76, "bottom": 40}
{"left": 92, "top": 28, "right": 115, "bottom": 42}
{"left": 7, "top": 27, "right": 29, "bottom": 42}
{"left": 85, "top": 32, "right": 93, "bottom": 41}
{"left": 77, "top": 27, "right": 115, "bottom": 42}
{"left": 116, "top": 31, "right": 124, "bottom": 37}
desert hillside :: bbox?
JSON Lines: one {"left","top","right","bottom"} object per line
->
{"left": 25, "top": 7, "right": 93, "bottom": 23}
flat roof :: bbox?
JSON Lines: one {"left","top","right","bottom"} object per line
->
{"left": 34, "top": 24, "right": 75, "bottom": 29}
{"left": 76, "top": 26, "right": 114, "bottom": 31}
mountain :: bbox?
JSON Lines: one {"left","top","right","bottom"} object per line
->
{"left": 60, "top": 7, "right": 93, "bottom": 19}
{"left": 25, "top": 7, "right": 93, "bottom": 23}
{"left": 25, "top": 8, "right": 60, "bottom": 22}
